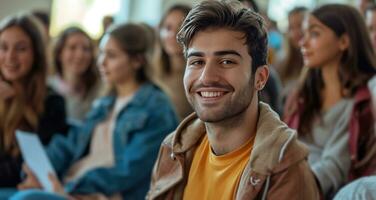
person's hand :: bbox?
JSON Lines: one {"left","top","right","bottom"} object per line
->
{"left": 18, "top": 165, "right": 71, "bottom": 198}
{"left": 0, "top": 80, "right": 15, "bottom": 100}
{"left": 48, "top": 173, "right": 67, "bottom": 197}
{"left": 17, "top": 164, "right": 42, "bottom": 190}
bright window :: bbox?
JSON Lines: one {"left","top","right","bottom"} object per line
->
{"left": 267, "top": 0, "right": 315, "bottom": 31}
{"left": 50, "top": 0, "right": 120, "bottom": 39}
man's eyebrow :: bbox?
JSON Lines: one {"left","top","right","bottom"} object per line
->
{"left": 186, "top": 50, "right": 242, "bottom": 58}
{"left": 186, "top": 51, "right": 204, "bottom": 58}
{"left": 214, "top": 50, "right": 241, "bottom": 57}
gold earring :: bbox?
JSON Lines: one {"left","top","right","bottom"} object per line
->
{"left": 257, "top": 84, "right": 264, "bottom": 90}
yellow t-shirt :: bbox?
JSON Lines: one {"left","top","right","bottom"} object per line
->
{"left": 183, "top": 134, "right": 255, "bottom": 200}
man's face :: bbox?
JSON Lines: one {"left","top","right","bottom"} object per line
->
{"left": 184, "top": 28, "right": 256, "bottom": 123}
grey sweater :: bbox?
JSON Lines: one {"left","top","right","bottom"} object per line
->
{"left": 300, "top": 98, "right": 354, "bottom": 197}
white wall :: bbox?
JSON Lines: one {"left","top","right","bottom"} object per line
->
{"left": 0, "top": 0, "right": 52, "bottom": 21}
{"left": 115, "top": 0, "right": 199, "bottom": 27}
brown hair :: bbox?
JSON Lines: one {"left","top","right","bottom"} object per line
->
{"left": 297, "top": 4, "right": 376, "bottom": 135}
{"left": 106, "top": 23, "right": 153, "bottom": 86}
{"left": 278, "top": 7, "right": 307, "bottom": 85}
{"left": 0, "top": 13, "right": 47, "bottom": 154}
{"left": 177, "top": 0, "right": 268, "bottom": 73}
{"left": 53, "top": 26, "right": 98, "bottom": 99}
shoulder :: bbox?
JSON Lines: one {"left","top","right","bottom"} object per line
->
{"left": 252, "top": 103, "right": 309, "bottom": 173}
{"left": 137, "top": 83, "right": 175, "bottom": 112}
{"left": 353, "top": 85, "right": 372, "bottom": 105}
{"left": 44, "top": 87, "right": 65, "bottom": 109}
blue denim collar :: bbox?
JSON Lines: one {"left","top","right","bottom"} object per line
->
{"left": 92, "top": 82, "right": 158, "bottom": 116}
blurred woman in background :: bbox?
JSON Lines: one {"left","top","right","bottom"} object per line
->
{"left": 49, "top": 27, "right": 101, "bottom": 123}
{"left": 153, "top": 4, "right": 192, "bottom": 120}
{"left": 0, "top": 13, "right": 68, "bottom": 187}
{"left": 8, "top": 23, "right": 178, "bottom": 200}
{"left": 277, "top": 7, "right": 307, "bottom": 103}
{"left": 366, "top": 4, "right": 376, "bottom": 51}
{"left": 284, "top": 4, "right": 376, "bottom": 198}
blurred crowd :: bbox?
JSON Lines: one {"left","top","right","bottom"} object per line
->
{"left": 0, "top": 0, "right": 376, "bottom": 199}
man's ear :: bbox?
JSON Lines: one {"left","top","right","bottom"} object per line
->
{"left": 254, "top": 65, "right": 269, "bottom": 91}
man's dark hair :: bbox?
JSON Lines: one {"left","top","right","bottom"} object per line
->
{"left": 177, "top": 0, "right": 268, "bottom": 73}
{"left": 238, "top": 0, "right": 259, "bottom": 12}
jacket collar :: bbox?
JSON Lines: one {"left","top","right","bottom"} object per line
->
{"left": 128, "top": 82, "right": 158, "bottom": 107}
{"left": 250, "top": 103, "right": 307, "bottom": 174}
{"left": 171, "top": 102, "right": 308, "bottom": 174}
{"left": 89, "top": 82, "right": 157, "bottom": 118}
{"left": 354, "top": 85, "right": 371, "bottom": 104}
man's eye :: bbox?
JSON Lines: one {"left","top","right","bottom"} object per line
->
{"left": 221, "top": 60, "right": 234, "bottom": 65}
{"left": 190, "top": 60, "right": 204, "bottom": 66}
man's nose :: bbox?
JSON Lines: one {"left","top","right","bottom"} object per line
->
{"left": 198, "top": 60, "right": 220, "bottom": 85}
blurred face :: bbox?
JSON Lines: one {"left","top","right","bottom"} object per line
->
{"left": 288, "top": 12, "right": 305, "bottom": 49}
{"left": 60, "top": 32, "right": 92, "bottom": 76}
{"left": 98, "top": 36, "right": 137, "bottom": 85}
{"left": 0, "top": 26, "right": 34, "bottom": 82}
{"left": 300, "top": 15, "right": 346, "bottom": 68}
{"left": 184, "top": 28, "right": 257, "bottom": 122}
{"left": 160, "top": 10, "right": 185, "bottom": 56}
{"left": 366, "top": 10, "right": 376, "bottom": 52}
{"left": 357, "top": 0, "right": 372, "bottom": 13}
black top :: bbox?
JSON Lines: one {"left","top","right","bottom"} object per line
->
{"left": 0, "top": 89, "right": 69, "bottom": 187}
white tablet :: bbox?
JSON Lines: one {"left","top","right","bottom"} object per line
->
{"left": 16, "top": 130, "right": 56, "bottom": 192}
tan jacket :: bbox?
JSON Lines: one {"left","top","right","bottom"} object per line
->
{"left": 147, "top": 103, "right": 320, "bottom": 200}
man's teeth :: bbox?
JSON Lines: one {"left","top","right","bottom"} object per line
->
{"left": 201, "top": 91, "right": 222, "bottom": 97}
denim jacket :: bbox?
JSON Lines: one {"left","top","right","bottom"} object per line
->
{"left": 46, "top": 83, "right": 178, "bottom": 199}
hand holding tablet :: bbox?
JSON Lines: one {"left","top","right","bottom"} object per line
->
{"left": 16, "top": 130, "right": 56, "bottom": 192}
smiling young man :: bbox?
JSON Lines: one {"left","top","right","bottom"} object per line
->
{"left": 147, "top": 1, "right": 319, "bottom": 199}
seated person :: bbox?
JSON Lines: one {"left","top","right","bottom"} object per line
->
{"left": 49, "top": 27, "right": 101, "bottom": 123}
{"left": 0, "top": 13, "right": 68, "bottom": 188}
{"left": 148, "top": 1, "right": 319, "bottom": 199}
{"left": 6, "top": 23, "right": 178, "bottom": 200}
{"left": 284, "top": 4, "right": 376, "bottom": 198}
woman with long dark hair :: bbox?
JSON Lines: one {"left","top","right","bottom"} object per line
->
{"left": 285, "top": 4, "right": 376, "bottom": 197}
{"left": 153, "top": 4, "right": 193, "bottom": 120}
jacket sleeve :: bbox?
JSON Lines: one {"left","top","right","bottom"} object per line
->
{"left": 310, "top": 105, "right": 352, "bottom": 196}
{"left": 37, "top": 92, "right": 69, "bottom": 145}
{"left": 65, "top": 106, "right": 178, "bottom": 196}
{"left": 267, "top": 160, "right": 320, "bottom": 200}
{"left": 333, "top": 176, "right": 376, "bottom": 200}
{"left": 46, "top": 124, "right": 82, "bottom": 177}
{"left": 0, "top": 155, "right": 22, "bottom": 187}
